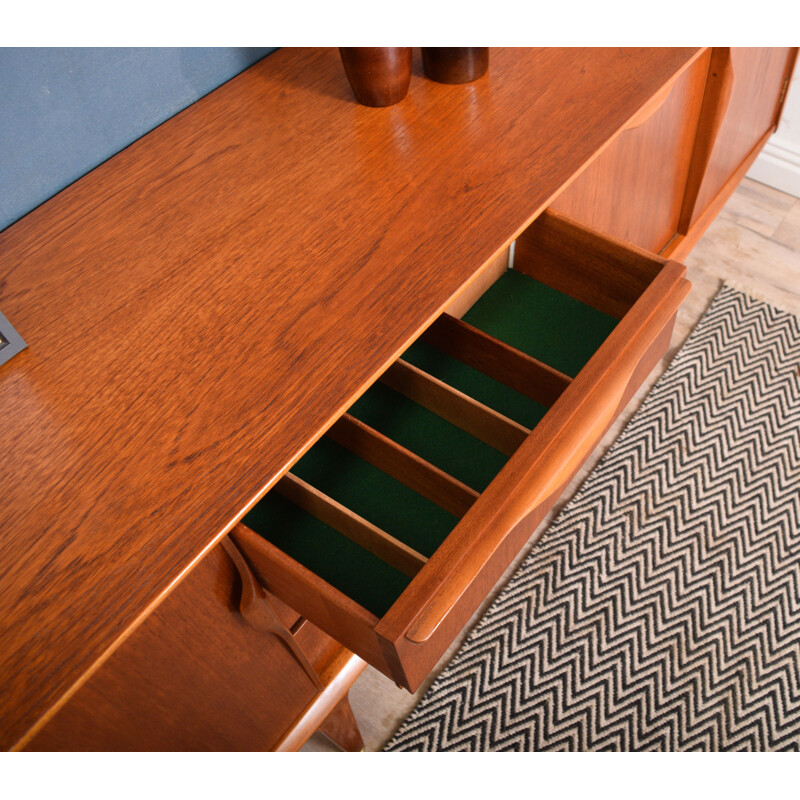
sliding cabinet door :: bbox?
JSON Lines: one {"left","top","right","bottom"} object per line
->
{"left": 551, "top": 51, "right": 709, "bottom": 254}
{"left": 679, "top": 47, "right": 797, "bottom": 233}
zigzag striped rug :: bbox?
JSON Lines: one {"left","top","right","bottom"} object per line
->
{"left": 385, "top": 285, "right": 800, "bottom": 751}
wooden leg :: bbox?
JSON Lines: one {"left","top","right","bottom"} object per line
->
{"left": 317, "top": 694, "right": 364, "bottom": 752}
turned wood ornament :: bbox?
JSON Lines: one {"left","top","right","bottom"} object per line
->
{"left": 338, "top": 47, "right": 413, "bottom": 107}
{"left": 421, "top": 48, "right": 489, "bottom": 84}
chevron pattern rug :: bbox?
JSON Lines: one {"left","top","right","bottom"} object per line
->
{"left": 385, "top": 285, "right": 800, "bottom": 751}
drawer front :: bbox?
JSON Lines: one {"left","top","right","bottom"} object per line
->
{"left": 234, "top": 209, "right": 690, "bottom": 691}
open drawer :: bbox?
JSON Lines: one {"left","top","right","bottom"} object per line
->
{"left": 232, "top": 209, "right": 691, "bottom": 692}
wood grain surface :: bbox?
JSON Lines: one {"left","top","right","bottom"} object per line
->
{"left": 0, "top": 46, "right": 700, "bottom": 749}
{"left": 386, "top": 266, "right": 690, "bottom": 688}
{"left": 514, "top": 208, "right": 667, "bottom": 317}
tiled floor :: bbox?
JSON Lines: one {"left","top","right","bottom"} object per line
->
{"left": 304, "top": 178, "right": 800, "bottom": 752}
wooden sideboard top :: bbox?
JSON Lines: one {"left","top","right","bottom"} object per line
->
{"left": 0, "top": 46, "right": 700, "bottom": 749}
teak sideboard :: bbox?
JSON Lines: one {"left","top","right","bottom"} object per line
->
{"left": 0, "top": 47, "right": 796, "bottom": 751}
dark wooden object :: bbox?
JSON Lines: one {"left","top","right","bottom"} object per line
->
{"left": 339, "top": 48, "right": 412, "bottom": 106}
{"left": 421, "top": 48, "right": 489, "bottom": 84}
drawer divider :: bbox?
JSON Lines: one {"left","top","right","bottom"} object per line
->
{"left": 275, "top": 473, "right": 427, "bottom": 578}
{"left": 397, "top": 264, "right": 692, "bottom": 647}
{"left": 381, "top": 359, "right": 530, "bottom": 456}
{"left": 328, "top": 413, "right": 479, "bottom": 518}
{"left": 421, "top": 313, "right": 572, "bottom": 407}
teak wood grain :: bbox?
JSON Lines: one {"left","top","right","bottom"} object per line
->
{"left": 552, "top": 50, "right": 710, "bottom": 253}
{"left": 232, "top": 520, "right": 396, "bottom": 677}
{"left": 0, "top": 47, "right": 702, "bottom": 749}
{"left": 514, "top": 208, "right": 667, "bottom": 318}
{"left": 313, "top": 693, "right": 365, "bottom": 752}
{"left": 666, "top": 47, "right": 797, "bottom": 259}
{"left": 677, "top": 48, "right": 736, "bottom": 235}
{"left": 681, "top": 47, "right": 796, "bottom": 232}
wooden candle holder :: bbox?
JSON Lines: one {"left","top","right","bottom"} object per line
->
{"left": 339, "top": 47, "right": 413, "bottom": 107}
{"left": 422, "top": 48, "right": 489, "bottom": 84}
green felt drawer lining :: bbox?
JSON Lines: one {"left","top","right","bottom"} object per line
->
{"left": 243, "top": 270, "right": 618, "bottom": 617}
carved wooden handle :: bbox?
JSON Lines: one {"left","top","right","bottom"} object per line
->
{"left": 678, "top": 48, "right": 735, "bottom": 233}
{"left": 221, "top": 536, "right": 323, "bottom": 690}
{"left": 510, "top": 372, "right": 630, "bottom": 513}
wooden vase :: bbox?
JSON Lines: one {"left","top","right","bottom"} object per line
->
{"left": 421, "top": 48, "right": 489, "bottom": 84}
{"left": 338, "top": 48, "right": 413, "bottom": 107}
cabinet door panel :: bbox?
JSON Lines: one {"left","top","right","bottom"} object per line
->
{"left": 551, "top": 51, "right": 709, "bottom": 253}
{"left": 26, "top": 545, "right": 361, "bottom": 751}
{"left": 682, "top": 47, "right": 796, "bottom": 231}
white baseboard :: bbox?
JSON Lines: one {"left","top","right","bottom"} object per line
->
{"left": 746, "top": 138, "right": 800, "bottom": 199}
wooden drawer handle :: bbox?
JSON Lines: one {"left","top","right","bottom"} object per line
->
{"left": 221, "top": 536, "right": 323, "bottom": 689}
{"left": 678, "top": 48, "right": 735, "bottom": 233}
{"left": 404, "top": 372, "right": 630, "bottom": 646}
{"left": 621, "top": 75, "right": 677, "bottom": 132}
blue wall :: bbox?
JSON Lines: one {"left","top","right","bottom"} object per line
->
{"left": 0, "top": 47, "right": 277, "bottom": 232}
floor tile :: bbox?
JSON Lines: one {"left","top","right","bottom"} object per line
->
{"left": 771, "top": 200, "right": 800, "bottom": 252}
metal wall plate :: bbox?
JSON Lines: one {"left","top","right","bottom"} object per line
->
{"left": 0, "top": 310, "right": 26, "bottom": 368}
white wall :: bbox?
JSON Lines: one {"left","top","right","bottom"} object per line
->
{"left": 747, "top": 70, "right": 800, "bottom": 198}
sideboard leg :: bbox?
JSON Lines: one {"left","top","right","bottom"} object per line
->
{"left": 317, "top": 694, "right": 364, "bottom": 752}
